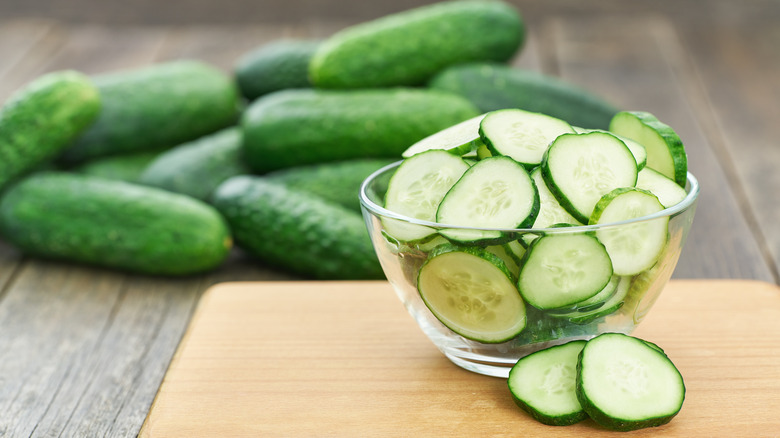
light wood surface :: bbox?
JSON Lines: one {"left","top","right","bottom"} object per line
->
{"left": 140, "top": 280, "right": 780, "bottom": 437}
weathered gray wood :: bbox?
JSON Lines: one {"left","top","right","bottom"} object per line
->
{"left": 675, "top": 17, "right": 780, "bottom": 282}
{"left": 547, "top": 15, "right": 775, "bottom": 281}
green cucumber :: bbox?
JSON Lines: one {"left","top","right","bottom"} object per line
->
{"left": 541, "top": 131, "right": 638, "bottom": 224}
{"left": 59, "top": 60, "right": 240, "bottom": 164}
{"left": 436, "top": 156, "right": 539, "bottom": 244}
{"left": 428, "top": 63, "right": 619, "bottom": 129}
{"left": 0, "top": 172, "right": 232, "bottom": 275}
{"left": 402, "top": 114, "right": 486, "bottom": 158}
{"left": 609, "top": 111, "right": 687, "bottom": 187}
{"left": 234, "top": 39, "right": 321, "bottom": 100}
{"left": 576, "top": 333, "right": 685, "bottom": 431}
{"left": 384, "top": 150, "right": 470, "bottom": 243}
{"left": 241, "top": 88, "right": 479, "bottom": 173}
{"left": 508, "top": 340, "right": 588, "bottom": 426}
{"left": 517, "top": 233, "right": 613, "bottom": 310}
{"left": 265, "top": 158, "right": 396, "bottom": 213}
{"left": 0, "top": 70, "right": 100, "bottom": 188}
{"left": 138, "top": 127, "right": 250, "bottom": 201}
{"left": 479, "top": 108, "right": 575, "bottom": 169}
{"left": 590, "top": 188, "right": 668, "bottom": 276}
{"left": 417, "top": 244, "right": 526, "bottom": 343}
{"left": 211, "top": 175, "right": 383, "bottom": 280}
{"left": 74, "top": 150, "right": 164, "bottom": 183}
{"left": 310, "top": 1, "right": 524, "bottom": 88}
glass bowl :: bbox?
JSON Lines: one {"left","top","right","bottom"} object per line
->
{"left": 359, "top": 161, "right": 699, "bottom": 378}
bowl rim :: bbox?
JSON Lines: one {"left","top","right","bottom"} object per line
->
{"left": 359, "top": 159, "right": 700, "bottom": 233}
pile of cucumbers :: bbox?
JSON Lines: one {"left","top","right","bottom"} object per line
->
{"left": 0, "top": 0, "right": 620, "bottom": 278}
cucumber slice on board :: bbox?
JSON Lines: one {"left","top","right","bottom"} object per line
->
{"left": 402, "top": 114, "right": 486, "bottom": 158}
{"left": 636, "top": 167, "right": 687, "bottom": 208}
{"left": 576, "top": 333, "right": 686, "bottom": 431}
{"left": 590, "top": 188, "right": 668, "bottom": 276}
{"left": 479, "top": 108, "right": 575, "bottom": 169}
{"left": 417, "top": 245, "right": 526, "bottom": 343}
{"left": 383, "top": 150, "right": 470, "bottom": 242}
{"left": 609, "top": 111, "right": 687, "bottom": 187}
{"left": 517, "top": 233, "right": 613, "bottom": 310}
{"left": 541, "top": 131, "right": 638, "bottom": 224}
{"left": 436, "top": 156, "right": 539, "bottom": 244}
{"left": 508, "top": 340, "right": 588, "bottom": 426}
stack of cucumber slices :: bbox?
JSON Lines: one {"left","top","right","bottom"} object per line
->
{"left": 384, "top": 108, "right": 690, "bottom": 431}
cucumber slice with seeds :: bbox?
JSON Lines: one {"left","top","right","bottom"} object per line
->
{"left": 590, "top": 188, "right": 668, "bottom": 276}
{"left": 479, "top": 109, "right": 574, "bottom": 169}
{"left": 541, "top": 131, "right": 638, "bottom": 224}
{"left": 402, "top": 114, "right": 486, "bottom": 158}
{"left": 636, "top": 167, "right": 687, "bottom": 208}
{"left": 417, "top": 245, "right": 526, "bottom": 343}
{"left": 530, "top": 167, "right": 583, "bottom": 230}
{"left": 436, "top": 156, "right": 539, "bottom": 244}
{"left": 576, "top": 333, "right": 686, "bottom": 431}
{"left": 383, "top": 150, "right": 469, "bottom": 242}
{"left": 508, "top": 340, "right": 588, "bottom": 426}
{"left": 609, "top": 111, "right": 687, "bottom": 187}
{"left": 518, "top": 233, "right": 613, "bottom": 310}
{"left": 574, "top": 127, "right": 648, "bottom": 171}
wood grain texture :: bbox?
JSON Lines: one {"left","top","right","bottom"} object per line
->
{"left": 139, "top": 280, "right": 780, "bottom": 437}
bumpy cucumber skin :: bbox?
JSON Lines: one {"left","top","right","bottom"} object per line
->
{"left": 609, "top": 111, "right": 687, "bottom": 187}
{"left": 508, "top": 340, "right": 588, "bottom": 426}
{"left": 234, "top": 39, "right": 321, "bottom": 100}
{"left": 0, "top": 70, "right": 100, "bottom": 189}
{"left": 139, "top": 127, "right": 250, "bottom": 201}
{"left": 429, "top": 63, "right": 619, "bottom": 130}
{"left": 265, "top": 158, "right": 395, "bottom": 213}
{"left": 0, "top": 172, "right": 232, "bottom": 275}
{"left": 241, "top": 88, "right": 479, "bottom": 173}
{"left": 211, "top": 176, "right": 384, "bottom": 280}
{"left": 59, "top": 60, "right": 240, "bottom": 164}
{"left": 310, "top": 1, "right": 524, "bottom": 88}
{"left": 74, "top": 150, "right": 164, "bottom": 183}
{"left": 575, "top": 333, "right": 685, "bottom": 431}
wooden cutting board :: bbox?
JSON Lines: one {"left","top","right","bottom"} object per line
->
{"left": 139, "top": 280, "right": 780, "bottom": 437}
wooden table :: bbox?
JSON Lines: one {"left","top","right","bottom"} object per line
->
{"left": 0, "top": 0, "right": 778, "bottom": 436}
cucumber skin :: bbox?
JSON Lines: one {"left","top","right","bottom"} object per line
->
{"left": 74, "top": 150, "right": 164, "bottom": 183}
{"left": 508, "top": 340, "right": 588, "bottom": 426}
{"left": 59, "top": 60, "right": 240, "bottom": 165}
{"left": 310, "top": 1, "right": 524, "bottom": 88}
{"left": 0, "top": 172, "right": 232, "bottom": 276}
{"left": 211, "top": 176, "right": 384, "bottom": 280}
{"left": 265, "top": 158, "right": 396, "bottom": 213}
{"left": 575, "top": 333, "right": 685, "bottom": 431}
{"left": 139, "top": 127, "right": 250, "bottom": 201}
{"left": 429, "top": 63, "right": 619, "bottom": 130}
{"left": 241, "top": 88, "right": 479, "bottom": 173}
{"left": 234, "top": 39, "right": 321, "bottom": 100}
{"left": 0, "top": 70, "right": 100, "bottom": 189}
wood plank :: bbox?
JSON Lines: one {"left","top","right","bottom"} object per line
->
{"left": 675, "top": 18, "right": 780, "bottom": 280}
{"left": 546, "top": 15, "right": 774, "bottom": 281}
{"left": 139, "top": 279, "right": 780, "bottom": 437}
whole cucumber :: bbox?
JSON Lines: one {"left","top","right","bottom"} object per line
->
{"left": 0, "top": 172, "right": 232, "bottom": 276}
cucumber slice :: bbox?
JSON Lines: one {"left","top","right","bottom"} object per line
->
{"left": 529, "top": 167, "right": 583, "bottom": 230}
{"left": 576, "top": 333, "right": 686, "bottom": 431}
{"left": 383, "top": 150, "right": 470, "bottom": 242}
{"left": 402, "top": 114, "right": 486, "bottom": 158}
{"left": 479, "top": 108, "right": 575, "bottom": 169}
{"left": 508, "top": 340, "right": 588, "bottom": 426}
{"left": 517, "top": 233, "right": 613, "bottom": 310}
{"left": 636, "top": 167, "right": 687, "bottom": 208}
{"left": 550, "top": 275, "right": 631, "bottom": 324}
{"left": 541, "top": 132, "right": 638, "bottom": 224}
{"left": 485, "top": 244, "right": 520, "bottom": 279}
{"left": 574, "top": 127, "right": 648, "bottom": 171}
{"left": 417, "top": 245, "right": 526, "bottom": 343}
{"left": 609, "top": 111, "right": 687, "bottom": 187}
{"left": 475, "top": 143, "right": 492, "bottom": 160}
{"left": 547, "top": 275, "right": 620, "bottom": 315}
{"left": 590, "top": 188, "right": 668, "bottom": 276}
{"left": 436, "top": 156, "right": 539, "bottom": 244}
